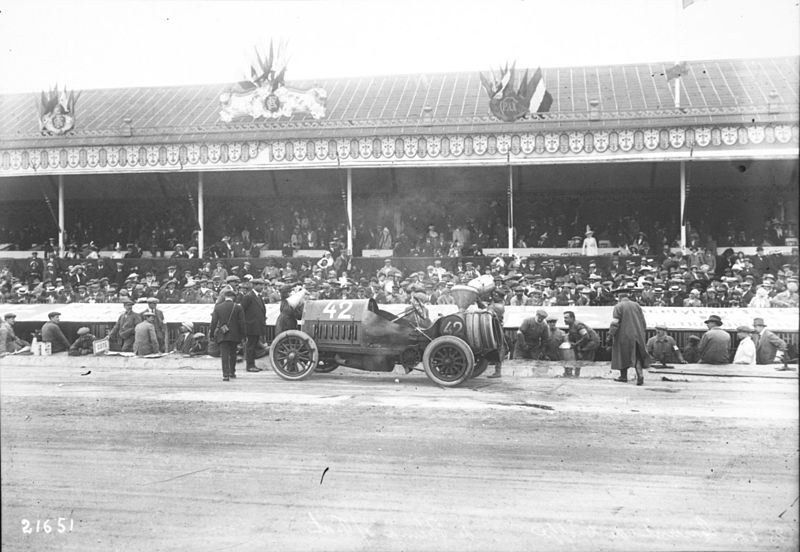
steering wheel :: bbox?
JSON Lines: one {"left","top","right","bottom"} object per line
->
{"left": 410, "top": 295, "right": 429, "bottom": 322}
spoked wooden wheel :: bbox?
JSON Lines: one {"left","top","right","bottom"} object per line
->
{"left": 269, "top": 330, "right": 319, "bottom": 380}
{"left": 422, "top": 336, "right": 474, "bottom": 387}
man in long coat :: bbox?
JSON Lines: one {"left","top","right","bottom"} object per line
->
{"left": 210, "top": 288, "right": 246, "bottom": 381}
{"left": 144, "top": 297, "right": 166, "bottom": 352}
{"left": 608, "top": 292, "right": 649, "bottom": 385}
{"left": 239, "top": 279, "right": 266, "bottom": 372}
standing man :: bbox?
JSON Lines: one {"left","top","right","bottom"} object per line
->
{"left": 133, "top": 312, "right": 160, "bottom": 356}
{"left": 645, "top": 324, "right": 686, "bottom": 368}
{"left": 210, "top": 288, "right": 246, "bottom": 381}
{"left": 608, "top": 291, "right": 649, "bottom": 385}
{"left": 144, "top": 297, "right": 166, "bottom": 352}
{"left": 109, "top": 299, "right": 140, "bottom": 352}
{"left": 698, "top": 315, "right": 731, "bottom": 364}
{"left": 514, "top": 309, "right": 549, "bottom": 360}
{"left": 563, "top": 310, "right": 600, "bottom": 377}
{"left": 41, "top": 311, "right": 71, "bottom": 354}
{"left": 752, "top": 318, "right": 787, "bottom": 365}
{"left": 240, "top": 278, "right": 267, "bottom": 372}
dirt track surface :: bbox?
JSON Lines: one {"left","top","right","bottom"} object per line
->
{"left": 1, "top": 361, "right": 798, "bottom": 552}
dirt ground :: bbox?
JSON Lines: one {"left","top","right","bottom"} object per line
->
{"left": 1, "top": 360, "right": 798, "bottom": 552}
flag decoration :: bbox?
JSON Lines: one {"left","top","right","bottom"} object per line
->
{"left": 480, "top": 63, "right": 553, "bottom": 122}
{"left": 37, "top": 85, "right": 79, "bottom": 136}
{"left": 666, "top": 61, "right": 689, "bottom": 81}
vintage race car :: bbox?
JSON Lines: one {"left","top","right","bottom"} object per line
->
{"left": 268, "top": 293, "right": 503, "bottom": 387}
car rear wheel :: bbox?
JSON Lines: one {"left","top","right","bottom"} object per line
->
{"left": 423, "top": 336, "right": 474, "bottom": 387}
{"left": 269, "top": 330, "right": 319, "bottom": 380}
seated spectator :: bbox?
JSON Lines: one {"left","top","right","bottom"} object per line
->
{"left": 753, "top": 318, "right": 788, "bottom": 365}
{"left": 172, "top": 321, "right": 196, "bottom": 354}
{"left": 698, "top": 315, "right": 730, "bottom": 364}
{"left": 646, "top": 324, "right": 686, "bottom": 367}
{"left": 133, "top": 312, "right": 160, "bottom": 356}
{"left": 682, "top": 335, "right": 701, "bottom": 363}
{"left": 41, "top": 311, "right": 71, "bottom": 354}
{"left": 69, "top": 327, "right": 96, "bottom": 356}
{"left": 732, "top": 326, "right": 756, "bottom": 365}
{"left": 0, "top": 313, "right": 29, "bottom": 354}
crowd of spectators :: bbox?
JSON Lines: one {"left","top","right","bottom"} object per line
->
{"left": 1, "top": 192, "right": 795, "bottom": 259}
{"left": 2, "top": 243, "right": 797, "bottom": 309}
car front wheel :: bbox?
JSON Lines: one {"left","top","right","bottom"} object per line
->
{"left": 422, "top": 336, "right": 474, "bottom": 387}
{"left": 269, "top": 330, "right": 319, "bottom": 380}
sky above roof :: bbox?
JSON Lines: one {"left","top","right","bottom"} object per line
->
{"left": 0, "top": 0, "right": 798, "bottom": 94}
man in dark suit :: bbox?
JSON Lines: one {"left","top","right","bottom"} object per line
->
{"left": 109, "top": 300, "right": 140, "bottom": 352}
{"left": 210, "top": 288, "right": 246, "bottom": 381}
{"left": 753, "top": 317, "right": 787, "bottom": 365}
{"left": 239, "top": 278, "right": 266, "bottom": 372}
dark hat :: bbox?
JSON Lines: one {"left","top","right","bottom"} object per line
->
{"left": 123, "top": 299, "right": 134, "bottom": 306}
{"left": 48, "top": 311, "right": 61, "bottom": 318}
{"left": 535, "top": 309, "right": 548, "bottom": 318}
{"left": 251, "top": 278, "right": 265, "bottom": 285}
{"left": 4, "top": 313, "right": 16, "bottom": 320}
{"left": 752, "top": 318, "right": 766, "bottom": 327}
{"left": 704, "top": 315, "right": 723, "bottom": 326}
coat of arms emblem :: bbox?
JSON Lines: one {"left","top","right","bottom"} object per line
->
{"left": 38, "top": 85, "right": 79, "bottom": 135}
{"left": 219, "top": 41, "right": 327, "bottom": 122}
{"left": 479, "top": 63, "right": 553, "bottom": 122}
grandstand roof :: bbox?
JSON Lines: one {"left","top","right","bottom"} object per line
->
{"left": 0, "top": 56, "right": 797, "bottom": 148}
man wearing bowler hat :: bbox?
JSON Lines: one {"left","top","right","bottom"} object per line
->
{"left": 752, "top": 318, "right": 787, "bottom": 366}
{"left": 41, "top": 311, "right": 71, "bottom": 354}
{"left": 240, "top": 278, "right": 267, "bottom": 372}
{"left": 210, "top": 288, "right": 246, "bottom": 381}
{"left": 698, "top": 315, "right": 730, "bottom": 364}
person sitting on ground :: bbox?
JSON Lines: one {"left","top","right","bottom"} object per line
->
{"left": 732, "top": 326, "right": 756, "bottom": 365}
{"left": 172, "top": 321, "right": 195, "bottom": 354}
{"left": 41, "top": 311, "right": 71, "bottom": 354}
{"left": 682, "top": 335, "right": 701, "bottom": 363}
{"left": 646, "top": 324, "right": 686, "bottom": 368}
{"left": 188, "top": 332, "right": 208, "bottom": 356}
{"left": 698, "top": 315, "right": 731, "bottom": 364}
{"left": 69, "top": 327, "right": 96, "bottom": 356}
{"left": 0, "top": 313, "right": 30, "bottom": 355}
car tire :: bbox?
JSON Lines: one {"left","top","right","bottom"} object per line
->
{"left": 269, "top": 330, "right": 319, "bottom": 380}
{"left": 423, "top": 335, "right": 474, "bottom": 387}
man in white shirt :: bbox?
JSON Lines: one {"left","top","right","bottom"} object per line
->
{"left": 733, "top": 325, "right": 756, "bottom": 365}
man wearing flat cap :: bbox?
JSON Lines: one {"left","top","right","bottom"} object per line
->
{"left": 41, "top": 311, "right": 71, "bottom": 354}
{"left": 698, "top": 315, "right": 730, "bottom": 364}
{"left": 109, "top": 300, "right": 141, "bottom": 352}
{"left": 733, "top": 326, "right": 756, "bottom": 365}
{"left": 134, "top": 312, "right": 160, "bottom": 356}
{"left": 0, "top": 313, "right": 29, "bottom": 355}
{"left": 646, "top": 324, "right": 686, "bottom": 368}
{"left": 752, "top": 318, "right": 787, "bottom": 365}
{"left": 514, "top": 309, "right": 550, "bottom": 360}
{"left": 239, "top": 278, "right": 267, "bottom": 372}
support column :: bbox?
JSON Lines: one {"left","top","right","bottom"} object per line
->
{"left": 58, "top": 175, "right": 65, "bottom": 255}
{"left": 346, "top": 168, "right": 353, "bottom": 254}
{"left": 507, "top": 164, "right": 514, "bottom": 256}
{"left": 198, "top": 172, "right": 204, "bottom": 258}
{"left": 680, "top": 161, "right": 686, "bottom": 249}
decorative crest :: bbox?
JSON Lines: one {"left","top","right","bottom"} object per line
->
{"left": 219, "top": 40, "right": 327, "bottom": 122}
{"left": 479, "top": 63, "right": 552, "bottom": 122}
{"left": 37, "top": 85, "right": 79, "bottom": 135}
